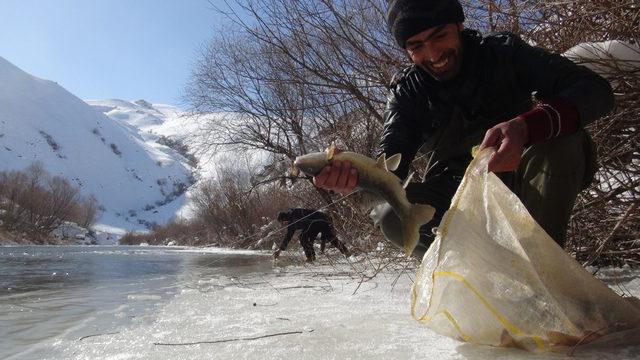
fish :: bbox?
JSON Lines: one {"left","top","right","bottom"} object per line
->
{"left": 293, "top": 143, "right": 435, "bottom": 256}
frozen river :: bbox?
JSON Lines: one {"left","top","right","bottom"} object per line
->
{"left": 2, "top": 245, "right": 639, "bottom": 359}
{"left": 0, "top": 245, "right": 273, "bottom": 359}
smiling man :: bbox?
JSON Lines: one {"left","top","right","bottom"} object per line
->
{"left": 313, "top": 0, "right": 614, "bottom": 257}
{"left": 404, "top": 23, "right": 464, "bottom": 81}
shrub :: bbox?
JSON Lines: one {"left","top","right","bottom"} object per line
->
{"left": 157, "top": 135, "right": 198, "bottom": 167}
{"left": 39, "top": 130, "right": 60, "bottom": 151}
{"left": 110, "top": 143, "right": 122, "bottom": 156}
{"left": 185, "top": 0, "right": 639, "bottom": 265}
{"left": 0, "top": 163, "right": 101, "bottom": 237}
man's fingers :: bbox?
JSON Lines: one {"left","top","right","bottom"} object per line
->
{"left": 489, "top": 138, "right": 524, "bottom": 172}
{"left": 313, "top": 166, "right": 331, "bottom": 187}
{"left": 480, "top": 127, "right": 500, "bottom": 149}
{"left": 312, "top": 160, "right": 358, "bottom": 194}
{"left": 483, "top": 127, "right": 503, "bottom": 171}
{"left": 481, "top": 119, "right": 529, "bottom": 172}
{"left": 324, "top": 160, "right": 342, "bottom": 190}
{"left": 337, "top": 168, "right": 358, "bottom": 196}
{"left": 346, "top": 168, "right": 358, "bottom": 192}
{"left": 335, "top": 161, "right": 351, "bottom": 189}
{"left": 488, "top": 138, "right": 510, "bottom": 170}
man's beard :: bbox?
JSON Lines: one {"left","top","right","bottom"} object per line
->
{"left": 418, "top": 48, "right": 463, "bottom": 82}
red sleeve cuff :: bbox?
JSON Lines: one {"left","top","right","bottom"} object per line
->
{"left": 520, "top": 97, "right": 580, "bottom": 144}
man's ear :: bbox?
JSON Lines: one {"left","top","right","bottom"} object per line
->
{"left": 405, "top": 51, "right": 413, "bottom": 62}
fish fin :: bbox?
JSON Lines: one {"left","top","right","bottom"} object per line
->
{"left": 385, "top": 153, "right": 402, "bottom": 172}
{"left": 547, "top": 331, "right": 582, "bottom": 347}
{"left": 375, "top": 154, "right": 387, "bottom": 169}
{"left": 499, "top": 330, "right": 531, "bottom": 351}
{"left": 326, "top": 142, "right": 336, "bottom": 160}
{"left": 402, "top": 203, "right": 436, "bottom": 256}
{"left": 403, "top": 172, "right": 414, "bottom": 189}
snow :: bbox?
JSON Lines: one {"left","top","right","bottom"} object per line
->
{"left": 0, "top": 56, "right": 280, "bottom": 241}
{"left": 12, "top": 255, "right": 638, "bottom": 360}
{"left": 564, "top": 40, "right": 640, "bottom": 76}
{"left": 1, "top": 40, "right": 638, "bottom": 358}
{"left": 1, "top": 38, "right": 636, "bottom": 243}
{"left": 86, "top": 98, "right": 275, "bottom": 222}
{"left": 0, "top": 57, "right": 197, "bottom": 239}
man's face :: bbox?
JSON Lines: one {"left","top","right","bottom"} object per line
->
{"left": 405, "top": 23, "right": 464, "bottom": 81}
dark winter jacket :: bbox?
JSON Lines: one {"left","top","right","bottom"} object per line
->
{"left": 278, "top": 209, "right": 332, "bottom": 251}
{"left": 378, "top": 29, "right": 614, "bottom": 179}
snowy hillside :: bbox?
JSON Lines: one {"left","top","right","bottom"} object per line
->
{"left": 0, "top": 56, "right": 194, "bottom": 238}
{"left": 87, "top": 99, "right": 276, "bottom": 221}
{"left": 85, "top": 100, "right": 221, "bottom": 221}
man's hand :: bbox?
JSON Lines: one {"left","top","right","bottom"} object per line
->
{"left": 273, "top": 249, "right": 281, "bottom": 259}
{"left": 313, "top": 159, "right": 358, "bottom": 195}
{"left": 479, "top": 117, "right": 530, "bottom": 172}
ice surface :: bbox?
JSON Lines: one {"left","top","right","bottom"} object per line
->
{"left": 18, "top": 255, "right": 640, "bottom": 360}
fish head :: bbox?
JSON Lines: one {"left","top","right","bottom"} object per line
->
{"left": 293, "top": 151, "right": 329, "bottom": 177}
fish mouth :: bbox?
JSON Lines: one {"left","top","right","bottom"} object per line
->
{"left": 293, "top": 155, "right": 324, "bottom": 177}
{"left": 292, "top": 163, "right": 313, "bottom": 177}
{"left": 292, "top": 157, "right": 308, "bottom": 177}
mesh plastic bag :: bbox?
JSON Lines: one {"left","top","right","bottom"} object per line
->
{"left": 412, "top": 148, "right": 640, "bottom": 352}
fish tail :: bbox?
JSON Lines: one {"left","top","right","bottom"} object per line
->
{"left": 402, "top": 203, "right": 436, "bottom": 256}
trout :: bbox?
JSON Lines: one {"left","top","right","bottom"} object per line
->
{"left": 293, "top": 144, "right": 435, "bottom": 256}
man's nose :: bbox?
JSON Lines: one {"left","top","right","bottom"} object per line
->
{"left": 424, "top": 43, "right": 442, "bottom": 62}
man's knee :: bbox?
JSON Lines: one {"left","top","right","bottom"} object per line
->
{"left": 514, "top": 130, "right": 597, "bottom": 246}
{"left": 519, "top": 130, "right": 595, "bottom": 188}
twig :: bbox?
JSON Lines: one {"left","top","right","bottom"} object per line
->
{"left": 352, "top": 276, "right": 367, "bottom": 295}
{"left": 78, "top": 332, "right": 120, "bottom": 341}
{"left": 253, "top": 302, "right": 278, "bottom": 306}
{"left": 603, "top": 248, "right": 640, "bottom": 255}
{"left": 276, "top": 281, "right": 333, "bottom": 292}
{"left": 154, "top": 329, "right": 314, "bottom": 346}
{"left": 583, "top": 203, "right": 638, "bottom": 267}
{"left": 567, "top": 325, "right": 609, "bottom": 357}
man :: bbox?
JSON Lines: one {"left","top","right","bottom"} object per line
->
{"left": 313, "top": 0, "right": 613, "bottom": 258}
{"left": 274, "top": 208, "right": 351, "bottom": 262}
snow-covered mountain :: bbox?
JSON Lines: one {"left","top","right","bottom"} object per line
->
{"left": 0, "top": 56, "right": 195, "bottom": 237}
{"left": 86, "top": 99, "right": 274, "bottom": 221}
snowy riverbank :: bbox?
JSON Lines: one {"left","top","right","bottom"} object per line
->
{"left": 15, "top": 250, "right": 640, "bottom": 360}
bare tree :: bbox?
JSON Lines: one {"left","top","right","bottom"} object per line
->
{"left": 185, "top": 0, "right": 639, "bottom": 263}
{"left": 0, "top": 163, "right": 102, "bottom": 241}
{"left": 31, "top": 175, "right": 81, "bottom": 234}
{"left": 186, "top": 0, "right": 402, "bottom": 159}
{"left": 73, "top": 195, "right": 100, "bottom": 228}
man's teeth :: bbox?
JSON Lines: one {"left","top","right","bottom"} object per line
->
{"left": 432, "top": 56, "right": 449, "bottom": 69}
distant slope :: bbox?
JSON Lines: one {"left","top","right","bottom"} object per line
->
{"left": 86, "top": 99, "right": 235, "bottom": 221}
{"left": 87, "top": 99, "right": 278, "bottom": 224}
{"left": 0, "top": 56, "right": 194, "bottom": 237}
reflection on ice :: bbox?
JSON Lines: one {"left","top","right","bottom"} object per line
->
{"left": 0, "top": 246, "right": 273, "bottom": 360}
{"left": 3, "top": 246, "right": 640, "bottom": 359}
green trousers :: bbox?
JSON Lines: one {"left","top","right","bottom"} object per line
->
{"left": 373, "top": 130, "right": 597, "bottom": 258}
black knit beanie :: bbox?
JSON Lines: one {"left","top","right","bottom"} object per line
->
{"left": 387, "top": 0, "right": 465, "bottom": 48}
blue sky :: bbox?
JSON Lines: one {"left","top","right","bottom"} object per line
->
{"left": 0, "top": 0, "right": 227, "bottom": 107}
